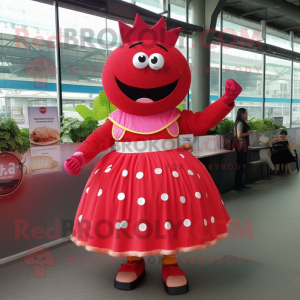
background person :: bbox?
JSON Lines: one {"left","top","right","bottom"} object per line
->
{"left": 258, "top": 135, "right": 277, "bottom": 175}
{"left": 268, "top": 130, "right": 295, "bottom": 174}
{"left": 233, "top": 108, "right": 252, "bottom": 190}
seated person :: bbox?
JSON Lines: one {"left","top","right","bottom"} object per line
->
{"left": 258, "top": 135, "right": 277, "bottom": 175}
{"left": 268, "top": 130, "right": 295, "bottom": 174}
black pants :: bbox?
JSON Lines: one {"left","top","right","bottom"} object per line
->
{"left": 235, "top": 147, "right": 248, "bottom": 187}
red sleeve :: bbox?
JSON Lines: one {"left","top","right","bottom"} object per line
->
{"left": 75, "top": 119, "right": 115, "bottom": 164}
{"left": 178, "top": 99, "right": 235, "bottom": 136}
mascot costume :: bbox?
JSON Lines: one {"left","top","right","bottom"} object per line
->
{"left": 64, "top": 14, "right": 242, "bottom": 295}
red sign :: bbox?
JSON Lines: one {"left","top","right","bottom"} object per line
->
{"left": 39, "top": 107, "right": 47, "bottom": 114}
{"left": 0, "top": 153, "right": 24, "bottom": 196}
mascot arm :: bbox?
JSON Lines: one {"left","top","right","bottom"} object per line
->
{"left": 178, "top": 100, "right": 235, "bottom": 136}
{"left": 75, "top": 119, "right": 115, "bottom": 164}
{"left": 178, "top": 79, "right": 241, "bottom": 135}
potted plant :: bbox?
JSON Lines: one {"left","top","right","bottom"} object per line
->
{"left": 211, "top": 118, "right": 235, "bottom": 137}
{"left": 60, "top": 117, "right": 99, "bottom": 143}
{"left": 0, "top": 117, "right": 30, "bottom": 160}
{"left": 246, "top": 117, "right": 285, "bottom": 132}
{"left": 75, "top": 91, "right": 118, "bottom": 122}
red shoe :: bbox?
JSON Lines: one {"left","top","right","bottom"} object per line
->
{"left": 162, "top": 263, "right": 189, "bottom": 295}
{"left": 114, "top": 259, "right": 145, "bottom": 290}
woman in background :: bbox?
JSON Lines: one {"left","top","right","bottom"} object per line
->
{"left": 268, "top": 130, "right": 295, "bottom": 174}
{"left": 234, "top": 108, "right": 252, "bottom": 190}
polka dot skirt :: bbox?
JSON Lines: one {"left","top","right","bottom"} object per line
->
{"left": 71, "top": 149, "right": 231, "bottom": 256}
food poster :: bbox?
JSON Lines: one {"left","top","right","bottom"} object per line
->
{"left": 28, "top": 107, "right": 61, "bottom": 174}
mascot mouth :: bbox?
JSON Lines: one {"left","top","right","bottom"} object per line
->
{"left": 115, "top": 76, "right": 178, "bottom": 102}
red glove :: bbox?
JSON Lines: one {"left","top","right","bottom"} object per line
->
{"left": 222, "top": 79, "right": 242, "bottom": 106}
{"left": 64, "top": 152, "right": 85, "bottom": 176}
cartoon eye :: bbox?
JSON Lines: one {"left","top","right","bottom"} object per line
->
{"left": 43, "top": 66, "right": 47, "bottom": 71}
{"left": 149, "top": 53, "right": 164, "bottom": 70}
{"left": 133, "top": 52, "right": 149, "bottom": 69}
{"left": 35, "top": 66, "right": 39, "bottom": 71}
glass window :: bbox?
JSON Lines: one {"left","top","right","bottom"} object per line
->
{"left": 107, "top": 19, "right": 123, "bottom": 56}
{"left": 0, "top": 0, "right": 57, "bottom": 129}
{"left": 135, "top": 0, "right": 163, "bottom": 14}
{"left": 265, "top": 56, "right": 291, "bottom": 128}
{"left": 222, "top": 47, "right": 263, "bottom": 120}
{"left": 58, "top": 7, "right": 107, "bottom": 120}
{"left": 170, "top": 3, "right": 186, "bottom": 22}
{"left": 222, "top": 20, "right": 261, "bottom": 42}
{"left": 292, "top": 61, "right": 300, "bottom": 127}
{"left": 266, "top": 34, "right": 291, "bottom": 51}
{"left": 0, "top": 0, "right": 55, "bottom": 38}
{"left": 294, "top": 42, "right": 300, "bottom": 53}
{"left": 210, "top": 44, "right": 220, "bottom": 98}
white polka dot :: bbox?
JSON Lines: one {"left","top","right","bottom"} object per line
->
{"left": 206, "top": 193, "right": 208, "bottom": 198}
{"left": 180, "top": 196, "right": 186, "bottom": 204}
{"left": 105, "top": 168, "right": 111, "bottom": 173}
{"left": 107, "top": 165, "right": 112, "bottom": 168}
{"left": 115, "top": 222, "right": 121, "bottom": 229}
{"left": 211, "top": 216, "right": 215, "bottom": 224}
{"left": 165, "top": 222, "right": 171, "bottom": 230}
{"left": 122, "top": 170, "right": 128, "bottom": 177}
{"left": 155, "top": 168, "right": 162, "bottom": 174}
{"left": 78, "top": 215, "right": 82, "bottom": 223}
{"left": 98, "top": 189, "right": 102, "bottom": 196}
{"left": 204, "top": 219, "right": 207, "bottom": 226}
{"left": 195, "top": 192, "right": 201, "bottom": 199}
{"left": 118, "top": 193, "right": 125, "bottom": 200}
{"left": 139, "top": 223, "right": 147, "bottom": 232}
{"left": 188, "top": 170, "right": 194, "bottom": 175}
{"left": 95, "top": 169, "right": 99, "bottom": 174}
{"left": 137, "top": 197, "right": 146, "bottom": 205}
{"left": 221, "top": 199, "right": 224, "bottom": 205}
{"left": 180, "top": 154, "right": 185, "bottom": 158}
{"left": 161, "top": 193, "right": 169, "bottom": 201}
{"left": 86, "top": 187, "right": 90, "bottom": 193}
{"left": 136, "top": 172, "right": 144, "bottom": 179}
{"left": 172, "top": 171, "right": 179, "bottom": 178}
{"left": 197, "top": 174, "right": 201, "bottom": 179}
{"left": 120, "top": 220, "right": 128, "bottom": 229}
{"left": 183, "top": 219, "right": 191, "bottom": 227}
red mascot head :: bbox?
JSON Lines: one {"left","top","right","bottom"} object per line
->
{"left": 102, "top": 14, "right": 191, "bottom": 116}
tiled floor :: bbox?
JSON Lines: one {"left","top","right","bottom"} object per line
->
{"left": 1, "top": 171, "right": 300, "bottom": 300}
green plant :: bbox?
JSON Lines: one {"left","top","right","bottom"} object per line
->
{"left": 0, "top": 117, "right": 30, "bottom": 154}
{"left": 246, "top": 117, "right": 286, "bottom": 132}
{"left": 18, "top": 128, "right": 31, "bottom": 154}
{"left": 60, "top": 117, "right": 99, "bottom": 143}
{"left": 211, "top": 118, "right": 235, "bottom": 136}
{"left": 176, "top": 103, "right": 183, "bottom": 111}
{"left": 75, "top": 91, "right": 118, "bottom": 121}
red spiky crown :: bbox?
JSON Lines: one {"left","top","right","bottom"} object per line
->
{"left": 118, "top": 13, "right": 181, "bottom": 46}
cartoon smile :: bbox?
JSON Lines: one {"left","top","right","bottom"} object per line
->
{"left": 115, "top": 76, "right": 179, "bottom": 102}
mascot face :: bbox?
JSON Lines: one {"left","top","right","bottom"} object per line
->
{"left": 102, "top": 14, "right": 191, "bottom": 116}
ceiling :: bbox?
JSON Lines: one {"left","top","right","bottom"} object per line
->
{"left": 224, "top": 0, "right": 300, "bottom": 38}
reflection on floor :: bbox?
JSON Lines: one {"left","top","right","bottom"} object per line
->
{"left": 1, "top": 172, "right": 300, "bottom": 300}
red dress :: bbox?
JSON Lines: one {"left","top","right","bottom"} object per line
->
{"left": 70, "top": 100, "right": 233, "bottom": 257}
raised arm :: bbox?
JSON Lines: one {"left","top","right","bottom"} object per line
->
{"left": 64, "top": 120, "right": 115, "bottom": 175}
{"left": 178, "top": 79, "right": 242, "bottom": 135}
{"left": 268, "top": 137, "right": 278, "bottom": 147}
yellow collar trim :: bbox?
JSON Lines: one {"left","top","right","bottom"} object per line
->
{"left": 108, "top": 114, "right": 181, "bottom": 136}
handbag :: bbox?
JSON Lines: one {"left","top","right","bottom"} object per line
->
{"left": 223, "top": 125, "right": 237, "bottom": 150}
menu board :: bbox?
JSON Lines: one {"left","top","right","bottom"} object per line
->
{"left": 28, "top": 107, "right": 61, "bottom": 174}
